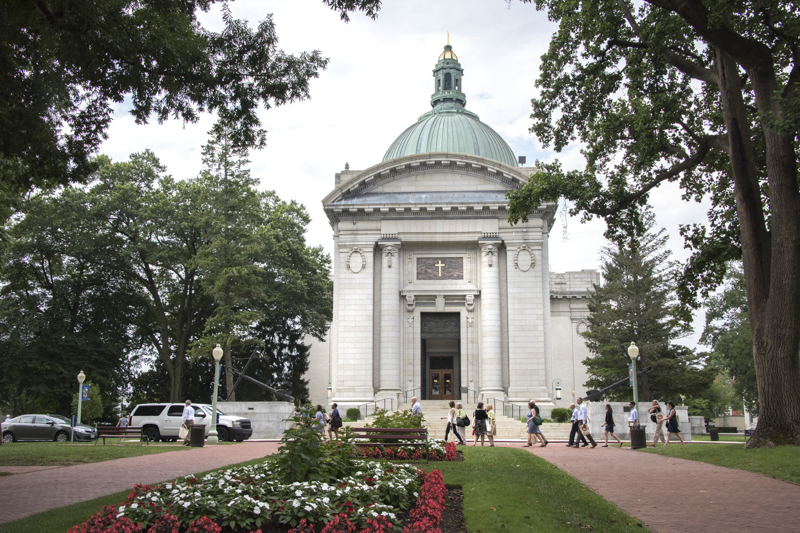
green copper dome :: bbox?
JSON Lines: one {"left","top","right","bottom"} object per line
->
{"left": 382, "top": 37, "right": 518, "bottom": 168}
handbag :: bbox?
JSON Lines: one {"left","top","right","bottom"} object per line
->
{"left": 650, "top": 414, "right": 658, "bottom": 423}
{"left": 533, "top": 414, "right": 544, "bottom": 426}
{"left": 178, "top": 424, "right": 189, "bottom": 440}
{"left": 580, "top": 424, "right": 591, "bottom": 436}
{"left": 456, "top": 414, "right": 471, "bottom": 427}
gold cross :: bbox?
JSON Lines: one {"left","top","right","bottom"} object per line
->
{"left": 435, "top": 260, "right": 445, "bottom": 276}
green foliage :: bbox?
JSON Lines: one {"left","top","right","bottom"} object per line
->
{"left": 0, "top": 0, "right": 382, "bottom": 196}
{"left": 346, "top": 408, "right": 362, "bottom": 421}
{"left": 367, "top": 408, "right": 425, "bottom": 429}
{"left": 580, "top": 208, "right": 715, "bottom": 401}
{"left": 550, "top": 407, "right": 571, "bottom": 423}
{"left": 701, "top": 263, "right": 759, "bottom": 415}
{"left": 70, "top": 381, "right": 105, "bottom": 423}
{"left": 273, "top": 406, "right": 358, "bottom": 484}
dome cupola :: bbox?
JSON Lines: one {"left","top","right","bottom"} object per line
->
{"left": 382, "top": 35, "right": 518, "bottom": 168}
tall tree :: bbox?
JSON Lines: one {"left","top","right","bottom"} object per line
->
{"left": 0, "top": 187, "right": 140, "bottom": 414}
{"left": 581, "top": 209, "right": 714, "bottom": 401}
{"left": 508, "top": 0, "right": 800, "bottom": 447}
{"left": 91, "top": 152, "right": 213, "bottom": 402}
{"left": 0, "top": 0, "right": 384, "bottom": 197}
{"left": 701, "top": 263, "right": 759, "bottom": 415}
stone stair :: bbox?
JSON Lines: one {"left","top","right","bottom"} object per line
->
{"left": 342, "top": 400, "right": 573, "bottom": 441}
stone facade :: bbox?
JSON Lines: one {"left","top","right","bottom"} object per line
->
{"left": 305, "top": 40, "right": 598, "bottom": 411}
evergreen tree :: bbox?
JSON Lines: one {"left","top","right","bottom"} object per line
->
{"left": 581, "top": 208, "right": 714, "bottom": 402}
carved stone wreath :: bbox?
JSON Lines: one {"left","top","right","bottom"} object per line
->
{"left": 513, "top": 245, "right": 535, "bottom": 272}
{"left": 346, "top": 248, "right": 366, "bottom": 274}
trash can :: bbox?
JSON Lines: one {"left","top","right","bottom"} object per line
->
{"left": 630, "top": 427, "right": 647, "bottom": 449}
{"left": 190, "top": 425, "right": 205, "bottom": 448}
{"left": 709, "top": 428, "right": 719, "bottom": 441}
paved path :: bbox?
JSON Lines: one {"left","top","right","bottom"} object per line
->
{"left": 0, "top": 441, "right": 280, "bottom": 526}
{"left": 522, "top": 443, "right": 800, "bottom": 532}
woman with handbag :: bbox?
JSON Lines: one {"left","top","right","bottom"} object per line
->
{"left": 663, "top": 401, "right": 685, "bottom": 447}
{"left": 486, "top": 404, "right": 496, "bottom": 446}
{"left": 524, "top": 400, "right": 548, "bottom": 447}
{"left": 328, "top": 403, "right": 343, "bottom": 440}
{"left": 602, "top": 403, "right": 623, "bottom": 447}
{"left": 472, "top": 402, "right": 489, "bottom": 446}
{"left": 455, "top": 403, "right": 468, "bottom": 444}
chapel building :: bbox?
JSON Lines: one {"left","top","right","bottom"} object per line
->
{"left": 307, "top": 38, "right": 598, "bottom": 412}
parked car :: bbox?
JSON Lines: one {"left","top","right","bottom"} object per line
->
{"left": 2, "top": 414, "right": 97, "bottom": 443}
{"left": 128, "top": 403, "right": 253, "bottom": 443}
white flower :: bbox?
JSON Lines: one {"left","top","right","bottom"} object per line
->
{"left": 293, "top": 499, "right": 301, "bottom": 508}
{"left": 254, "top": 507, "right": 261, "bottom": 515}
{"left": 130, "top": 503, "right": 138, "bottom": 509}
{"left": 295, "top": 489, "right": 303, "bottom": 497}
{"left": 304, "top": 506, "right": 312, "bottom": 512}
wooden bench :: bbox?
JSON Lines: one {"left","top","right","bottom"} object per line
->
{"left": 95, "top": 426, "right": 146, "bottom": 445}
{"left": 351, "top": 427, "right": 428, "bottom": 463}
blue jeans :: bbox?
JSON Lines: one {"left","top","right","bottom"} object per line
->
{"left": 445, "top": 422, "right": 464, "bottom": 444}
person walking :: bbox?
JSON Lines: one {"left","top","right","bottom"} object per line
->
{"left": 576, "top": 397, "right": 597, "bottom": 448}
{"left": 314, "top": 404, "right": 326, "bottom": 437}
{"left": 328, "top": 403, "right": 342, "bottom": 440}
{"left": 455, "top": 403, "right": 468, "bottom": 445}
{"left": 525, "top": 400, "right": 548, "bottom": 447}
{"left": 473, "top": 402, "right": 489, "bottom": 446}
{"left": 568, "top": 402, "right": 588, "bottom": 448}
{"left": 602, "top": 403, "right": 623, "bottom": 447}
{"left": 648, "top": 400, "right": 666, "bottom": 447}
{"left": 181, "top": 400, "right": 194, "bottom": 446}
{"left": 664, "top": 401, "right": 686, "bottom": 446}
{"left": 443, "top": 401, "right": 465, "bottom": 445}
{"left": 486, "top": 404, "right": 496, "bottom": 446}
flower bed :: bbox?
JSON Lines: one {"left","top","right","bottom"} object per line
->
{"left": 68, "top": 460, "right": 448, "bottom": 533}
{"left": 357, "top": 441, "right": 457, "bottom": 462}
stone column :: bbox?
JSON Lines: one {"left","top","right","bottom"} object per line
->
{"left": 378, "top": 241, "right": 402, "bottom": 400}
{"left": 479, "top": 241, "right": 503, "bottom": 396}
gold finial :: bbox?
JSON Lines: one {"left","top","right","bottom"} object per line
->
{"left": 446, "top": 32, "right": 450, "bottom": 46}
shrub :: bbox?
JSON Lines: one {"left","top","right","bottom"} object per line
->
{"left": 346, "top": 408, "right": 362, "bottom": 421}
{"left": 551, "top": 407, "right": 571, "bottom": 423}
{"left": 367, "top": 408, "right": 424, "bottom": 431}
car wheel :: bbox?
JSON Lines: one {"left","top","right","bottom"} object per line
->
{"left": 143, "top": 427, "right": 160, "bottom": 443}
{"left": 55, "top": 431, "right": 69, "bottom": 443}
{"left": 2, "top": 432, "right": 14, "bottom": 444}
{"left": 235, "top": 439, "right": 244, "bottom": 442}
{"left": 217, "top": 427, "right": 229, "bottom": 442}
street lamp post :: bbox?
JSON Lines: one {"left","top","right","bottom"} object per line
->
{"left": 207, "top": 344, "right": 224, "bottom": 444}
{"left": 627, "top": 342, "right": 639, "bottom": 409}
{"left": 552, "top": 379, "right": 562, "bottom": 401}
{"left": 73, "top": 370, "right": 86, "bottom": 443}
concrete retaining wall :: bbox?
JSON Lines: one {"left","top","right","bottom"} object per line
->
{"left": 587, "top": 402, "right": 692, "bottom": 442}
{"left": 218, "top": 401, "right": 294, "bottom": 440}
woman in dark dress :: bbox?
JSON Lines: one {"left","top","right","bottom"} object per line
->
{"left": 664, "top": 401, "right": 685, "bottom": 446}
{"left": 602, "top": 403, "right": 623, "bottom": 447}
{"left": 328, "top": 403, "right": 342, "bottom": 440}
{"left": 473, "top": 402, "right": 489, "bottom": 446}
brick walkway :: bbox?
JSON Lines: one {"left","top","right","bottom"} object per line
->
{"left": 522, "top": 443, "right": 800, "bottom": 532}
{"left": 0, "top": 441, "right": 280, "bottom": 526}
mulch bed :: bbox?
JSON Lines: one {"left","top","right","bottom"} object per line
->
{"left": 440, "top": 485, "right": 467, "bottom": 533}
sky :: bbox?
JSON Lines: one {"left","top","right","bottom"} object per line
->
{"left": 99, "top": 0, "right": 712, "bottom": 347}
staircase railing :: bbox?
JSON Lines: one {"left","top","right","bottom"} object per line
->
{"left": 486, "top": 398, "right": 527, "bottom": 421}
{"left": 353, "top": 398, "right": 395, "bottom": 420}
{"left": 403, "top": 387, "right": 420, "bottom": 404}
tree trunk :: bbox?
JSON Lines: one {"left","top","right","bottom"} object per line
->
{"left": 715, "top": 47, "right": 800, "bottom": 447}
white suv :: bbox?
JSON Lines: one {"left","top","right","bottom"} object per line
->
{"left": 128, "top": 403, "right": 253, "bottom": 442}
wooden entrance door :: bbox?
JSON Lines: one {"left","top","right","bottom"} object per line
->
{"left": 428, "top": 368, "right": 454, "bottom": 400}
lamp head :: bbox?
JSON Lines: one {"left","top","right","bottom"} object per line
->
{"left": 555, "top": 385, "right": 562, "bottom": 400}
{"left": 77, "top": 370, "right": 86, "bottom": 384}
{"left": 627, "top": 341, "right": 639, "bottom": 361}
{"left": 212, "top": 344, "right": 223, "bottom": 362}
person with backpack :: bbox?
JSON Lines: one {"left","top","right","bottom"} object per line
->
{"left": 664, "top": 401, "right": 685, "bottom": 446}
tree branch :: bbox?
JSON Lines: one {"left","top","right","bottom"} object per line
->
{"left": 36, "top": 1, "right": 58, "bottom": 25}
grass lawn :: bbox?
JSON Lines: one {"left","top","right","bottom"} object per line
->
{"left": 0, "top": 442, "right": 192, "bottom": 467}
{"left": 691, "top": 434, "right": 747, "bottom": 442}
{"left": 635, "top": 443, "right": 800, "bottom": 485}
{"left": 438, "top": 447, "right": 648, "bottom": 532}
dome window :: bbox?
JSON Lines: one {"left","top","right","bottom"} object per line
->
{"left": 445, "top": 73, "right": 452, "bottom": 90}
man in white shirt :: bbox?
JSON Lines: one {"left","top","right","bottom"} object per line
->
{"left": 410, "top": 397, "right": 422, "bottom": 420}
{"left": 576, "top": 397, "right": 597, "bottom": 448}
{"left": 628, "top": 401, "right": 639, "bottom": 428}
{"left": 182, "top": 400, "right": 195, "bottom": 446}
{"left": 567, "top": 403, "right": 588, "bottom": 448}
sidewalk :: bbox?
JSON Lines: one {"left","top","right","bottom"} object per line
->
{"left": 0, "top": 441, "right": 281, "bottom": 525}
{"left": 522, "top": 443, "right": 800, "bottom": 532}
